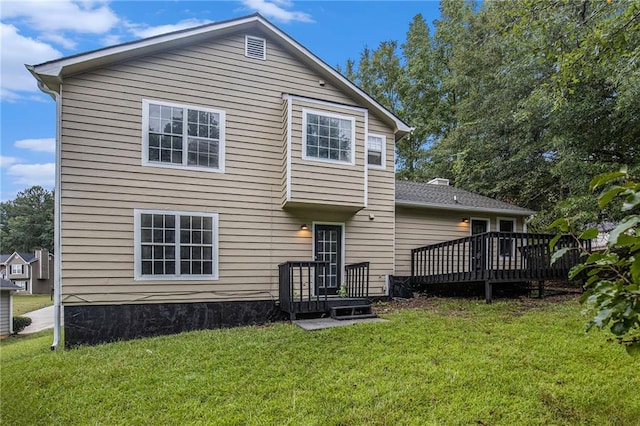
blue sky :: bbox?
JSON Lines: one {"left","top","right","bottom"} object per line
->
{"left": 0, "top": 0, "right": 441, "bottom": 201}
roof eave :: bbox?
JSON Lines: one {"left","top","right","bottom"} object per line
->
{"left": 395, "top": 200, "right": 535, "bottom": 216}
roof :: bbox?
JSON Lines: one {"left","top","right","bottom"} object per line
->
{"left": 395, "top": 180, "right": 535, "bottom": 216}
{"left": 27, "top": 13, "right": 411, "bottom": 138}
{"left": 4, "top": 252, "right": 37, "bottom": 264}
{"left": 0, "top": 254, "right": 11, "bottom": 265}
{"left": 0, "top": 279, "right": 20, "bottom": 291}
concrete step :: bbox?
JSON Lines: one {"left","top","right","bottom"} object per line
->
{"left": 330, "top": 304, "right": 374, "bottom": 320}
{"left": 333, "top": 313, "right": 378, "bottom": 321}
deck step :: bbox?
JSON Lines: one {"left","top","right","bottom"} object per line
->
{"left": 330, "top": 304, "right": 375, "bottom": 320}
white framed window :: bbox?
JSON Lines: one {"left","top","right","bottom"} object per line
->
{"left": 14, "top": 281, "right": 27, "bottom": 291}
{"left": 134, "top": 209, "right": 219, "bottom": 281}
{"left": 498, "top": 218, "right": 516, "bottom": 258}
{"left": 142, "top": 100, "right": 225, "bottom": 173}
{"left": 302, "top": 108, "right": 356, "bottom": 165}
{"left": 367, "top": 134, "right": 386, "bottom": 168}
{"left": 245, "top": 35, "right": 266, "bottom": 60}
{"left": 10, "top": 264, "right": 24, "bottom": 274}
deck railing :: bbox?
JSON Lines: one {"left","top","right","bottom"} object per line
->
{"left": 345, "top": 262, "right": 370, "bottom": 298}
{"left": 411, "top": 232, "right": 591, "bottom": 285}
{"left": 278, "top": 261, "right": 330, "bottom": 319}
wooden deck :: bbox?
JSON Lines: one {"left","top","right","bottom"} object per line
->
{"left": 410, "top": 232, "right": 590, "bottom": 302}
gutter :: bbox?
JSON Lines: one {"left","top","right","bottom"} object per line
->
{"left": 28, "top": 66, "right": 63, "bottom": 350}
{"left": 395, "top": 200, "right": 535, "bottom": 217}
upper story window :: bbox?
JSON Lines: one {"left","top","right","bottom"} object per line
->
{"left": 367, "top": 134, "right": 386, "bottom": 168}
{"left": 10, "top": 264, "right": 24, "bottom": 274}
{"left": 142, "top": 100, "right": 225, "bottom": 173}
{"left": 134, "top": 210, "right": 219, "bottom": 281}
{"left": 302, "top": 109, "right": 355, "bottom": 165}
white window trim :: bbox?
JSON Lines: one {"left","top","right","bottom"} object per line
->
{"left": 141, "top": 99, "right": 226, "bottom": 173}
{"left": 134, "top": 209, "right": 219, "bottom": 281}
{"left": 10, "top": 264, "right": 24, "bottom": 274}
{"left": 302, "top": 108, "right": 356, "bottom": 166}
{"left": 498, "top": 217, "right": 517, "bottom": 258}
{"left": 366, "top": 133, "right": 386, "bottom": 169}
{"left": 14, "top": 280, "right": 27, "bottom": 291}
{"left": 245, "top": 35, "right": 267, "bottom": 60}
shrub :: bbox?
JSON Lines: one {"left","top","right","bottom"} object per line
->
{"left": 12, "top": 316, "right": 32, "bottom": 334}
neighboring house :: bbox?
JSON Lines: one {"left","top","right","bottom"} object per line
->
{"left": 0, "top": 279, "right": 21, "bottom": 337}
{"left": 28, "top": 14, "right": 575, "bottom": 347}
{"left": 0, "top": 250, "right": 54, "bottom": 295}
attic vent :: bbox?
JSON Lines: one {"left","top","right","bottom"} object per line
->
{"left": 245, "top": 35, "right": 266, "bottom": 60}
{"left": 427, "top": 178, "right": 450, "bottom": 186}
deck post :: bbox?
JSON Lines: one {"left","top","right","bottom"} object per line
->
{"left": 537, "top": 280, "right": 544, "bottom": 299}
{"left": 484, "top": 281, "right": 492, "bottom": 304}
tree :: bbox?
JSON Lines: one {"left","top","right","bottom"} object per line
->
{"left": 551, "top": 169, "right": 640, "bottom": 354}
{"left": 0, "top": 186, "right": 54, "bottom": 253}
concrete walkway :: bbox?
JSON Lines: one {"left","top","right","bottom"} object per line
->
{"left": 21, "top": 305, "right": 62, "bottom": 334}
{"left": 293, "top": 317, "right": 388, "bottom": 331}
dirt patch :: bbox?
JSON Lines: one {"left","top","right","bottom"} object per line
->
{"left": 372, "top": 286, "right": 582, "bottom": 316}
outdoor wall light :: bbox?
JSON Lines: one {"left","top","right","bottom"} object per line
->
{"left": 462, "top": 218, "right": 469, "bottom": 223}
{"left": 300, "top": 224, "right": 309, "bottom": 230}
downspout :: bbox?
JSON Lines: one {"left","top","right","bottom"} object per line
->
{"left": 35, "top": 79, "right": 63, "bottom": 350}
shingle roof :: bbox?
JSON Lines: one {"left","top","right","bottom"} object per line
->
{"left": 0, "top": 254, "right": 11, "bottom": 265}
{"left": 0, "top": 279, "right": 20, "bottom": 291}
{"left": 395, "top": 180, "right": 535, "bottom": 216}
{"left": 16, "top": 252, "right": 37, "bottom": 263}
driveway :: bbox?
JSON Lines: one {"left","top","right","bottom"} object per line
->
{"left": 21, "top": 305, "right": 62, "bottom": 334}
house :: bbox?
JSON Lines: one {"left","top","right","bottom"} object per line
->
{"left": 0, "top": 250, "right": 54, "bottom": 295}
{"left": 0, "top": 279, "right": 21, "bottom": 337}
{"left": 28, "top": 14, "right": 580, "bottom": 347}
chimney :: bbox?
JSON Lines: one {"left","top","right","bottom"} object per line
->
{"left": 427, "top": 178, "right": 450, "bottom": 186}
{"left": 37, "top": 248, "right": 50, "bottom": 280}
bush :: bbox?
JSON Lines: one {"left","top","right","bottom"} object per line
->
{"left": 12, "top": 316, "right": 32, "bottom": 334}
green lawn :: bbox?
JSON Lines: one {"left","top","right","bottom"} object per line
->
{"left": 12, "top": 294, "right": 52, "bottom": 316}
{"left": 1, "top": 298, "right": 639, "bottom": 425}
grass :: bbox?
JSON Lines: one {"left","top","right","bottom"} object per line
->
{"left": 12, "top": 294, "right": 52, "bottom": 316}
{"left": 1, "top": 297, "right": 639, "bottom": 425}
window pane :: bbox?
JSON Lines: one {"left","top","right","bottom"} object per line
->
{"left": 142, "top": 245, "right": 152, "bottom": 259}
{"left": 180, "top": 230, "right": 190, "bottom": 243}
{"left": 142, "top": 261, "right": 152, "bottom": 275}
{"left": 165, "top": 261, "right": 175, "bottom": 275}
{"left": 149, "top": 104, "right": 161, "bottom": 118}
{"left": 368, "top": 151, "right": 382, "bottom": 166}
{"left": 181, "top": 261, "right": 190, "bottom": 274}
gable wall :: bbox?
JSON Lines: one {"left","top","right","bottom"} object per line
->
{"left": 59, "top": 30, "right": 397, "bottom": 305}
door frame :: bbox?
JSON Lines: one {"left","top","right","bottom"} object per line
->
{"left": 312, "top": 221, "right": 346, "bottom": 295}
{"left": 470, "top": 218, "right": 490, "bottom": 271}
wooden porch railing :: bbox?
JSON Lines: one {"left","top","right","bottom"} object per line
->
{"left": 278, "top": 261, "right": 330, "bottom": 320}
{"left": 411, "top": 232, "right": 591, "bottom": 285}
{"left": 344, "top": 262, "right": 370, "bottom": 298}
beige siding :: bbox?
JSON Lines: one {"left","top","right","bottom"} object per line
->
{"left": 0, "top": 291, "right": 11, "bottom": 335}
{"left": 59, "top": 30, "right": 397, "bottom": 305}
{"left": 394, "top": 207, "right": 525, "bottom": 276}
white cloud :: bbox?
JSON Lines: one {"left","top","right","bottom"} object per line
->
{"left": 14, "top": 138, "right": 56, "bottom": 153}
{"left": 241, "top": 0, "right": 313, "bottom": 23}
{"left": 41, "top": 33, "right": 78, "bottom": 50}
{"left": 0, "top": 23, "right": 62, "bottom": 99}
{"left": 1, "top": 0, "right": 119, "bottom": 34}
{"left": 6, "top": 163, "right": 55, "bottom": 187}
{"left": 0, "top": 156, "right": 22, "bottom": 168}
{"left": 128, "top": 18, "right": 214, "bottom": 39}
{"left": 100, "top": 33, "right": 122, "bottom": 46}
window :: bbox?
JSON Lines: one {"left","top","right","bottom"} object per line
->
{"left": 499, "top": 218, "right": 516, "bottom": 257}
{"left": 10, "top": 264, "right": 24, "bottom": 274}
{"left": 303, "top": 109, "right": 355, "bottom": 165}
{"left": 142, "top": 100, "right": 225, "bottom": 172}
{"left": 134, "top": 210, "right": 218, "bottom": 280}
{"left": 14, "top": 281, "right": 27, "bottom": 291}
{"left": 245, "top": 35, "right": 266, "bottom": 60}
{"left": 367, "top": 134, "right": 386, "bottom": 168}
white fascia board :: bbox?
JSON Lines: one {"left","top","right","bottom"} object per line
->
{"left": 395, "top": 200, "right": 535, "bottom": 216}
{"left": 31, "top": 15, "right": 261, "bottom": 77}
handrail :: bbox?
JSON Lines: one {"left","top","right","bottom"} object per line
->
{"left": 345, "top": 262, "right": 369, "bottom": 298}
{"left": 410, "top": 232, "right": 591, "bottom": 284}
{"left": 278, "top": 260, "right": 330, "bottom": 320}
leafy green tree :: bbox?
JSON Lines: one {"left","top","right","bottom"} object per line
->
{"left": 0, "top": 186, "right": 54, "bottom": 253}
{"left": 551, "top": 169, "right": 640, "bottom": 354}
